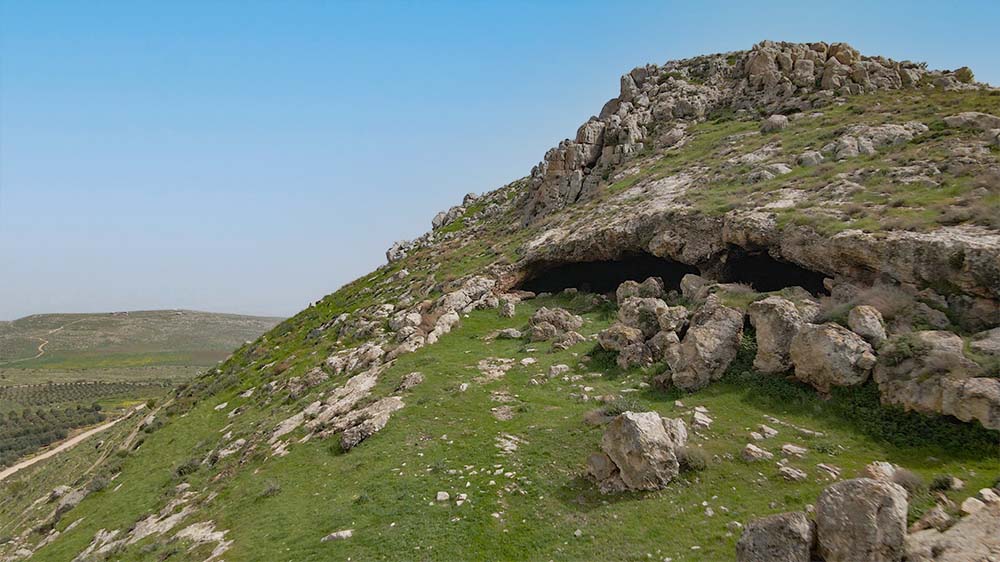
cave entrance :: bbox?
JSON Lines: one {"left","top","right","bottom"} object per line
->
{"left": 718, "top": 248, "right": 828, "bottom": 295}
{"left": 517, "top": 252, "right": 699, "bottom": 295}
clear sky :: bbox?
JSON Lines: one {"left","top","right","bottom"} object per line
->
{"left": 1, "top": 0, "right": 997, "bottom": 320}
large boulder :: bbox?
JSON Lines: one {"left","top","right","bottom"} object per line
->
{"left": 815, "top": 478, "right": 908, "bottom": 562}
{"left": 905, "top": 503, "right": 1000, "bottom": 562}
{"left": 670, "top": 297, "right": 744, "bottom": 391}
{"left": 595, "top": 411, "right": 687, "bottom": 491}
{"left": 616, "top": 280, "right": 641, "bottom": 304}
{"left": 736, "top": 511, "right": 815, "bottom": 562}
{"left": 530, "top": 307, "right": 584, "bottom": 333}
{"left": 760, "top": 114, "right": 789, "bottom": 133}
{"left": 748, "top": 296, "right": 805, "bottom": 373}
{"left": 875, "top": 331, "right": 997, "bottom": 429}
{"left": 597, "top": 323, "right": 645, "bottom": 351}
{"left": 847, "top": 305, "right": 887, "bottom": 346}
{"left": 789, "top": 323, "right": 876, "bottom": 393}
{"left": 618, "top": 297, "right": 670, "bottom": 338}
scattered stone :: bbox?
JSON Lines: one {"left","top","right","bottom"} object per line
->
{"left": 496, "top": 328, "right": 522, "bottom": 339}
{"left": 742, "top": 444, "right": 773, "bottom": 462}
{"left": 816, "top": 464, "right": 841, "bottom": 479}
{"left": 436, "top": 491, "right": 450, "bottom": 503}
{"left": 759, "top": 425, "right": 778, "bottom": 439}
{"left": 692, "top": 411, "right": 713, "bottom": 430}
{"left": 905, "top": 502, "right": 999, "bottom": 562}
{"left": 779, "top": 466, "right": 807, "bottom": 482}
{"left": 781, "top": 444, "right": 808, "bottom": 458}
{"left": 549, "top": 364, "right": 570, "bottom": 377}
{"left": 396, "top": 372, "right": 425, "bottom": 392}
{"left": 321, "top": 529, "right": 354, "bottom": 542}
{"left": 797, "top": 150, "right": 824, "bottom": 166}
{"left": 760, "top": 114, "right": 789, "bottom": 133}
{"left": 909, "top": 505, "right": 952, "bottom": 533}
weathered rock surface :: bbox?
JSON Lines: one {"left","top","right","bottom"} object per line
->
{"left": 618, "top": 297, "right": 670, "bottom": 338}
{"left": 736, "top": 511, "right": 814, "bottom": 562}
{"left": 789, "top": 323, "right": 876, "bottom": 392}
{"left": 905, "top": 502, "right": 1000, "bottom": 562}
{"left": 669, "top": 297, "right": 744, "bottom": 391}
{"left": 815, "top": 478, "right": 908, "bottom": 562}
{"left": 848, "top": 305, "right": 887, "bottom": 346}
{"left": 875, "top": 331, "right": 999, "bottom": 429}
{"left": 590, "top": 411, "right": 687, "bottom": 492}
{"left": 597, "top": 323, "right": 645, "bottom": 351}
{"left": 748, "top": 296, "right": 805, "bottom": 373}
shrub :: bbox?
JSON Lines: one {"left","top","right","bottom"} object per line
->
{"left": 587, "top": 345, "right": 620, "bottom": 373}
{"left": 929, "top": 474, "right": 954, "bottom": 492}
{"left": 601, "top": 397, "right": 643, "bottom": 417}
{"left": 891, "top": 468, "right": 926, "bottom": 496}
{"left": 677, "top": 446, "right": 709, "bottom": 472}
{"left": 259, "top": 479, "right": 281, "bottom": 498}
{"left": 86, "top": 475, "right": 109, "bottom": 494}
{"left": 172, "top": 457, "right": 201, "bottom": 478}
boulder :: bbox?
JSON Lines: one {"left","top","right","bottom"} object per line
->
{"left": 748, "top": 296, "right": 805, "bottom": 373}
{"left": 597, "top": 323, "right": 645, "bottom": 352}
{"left": 648, "top": 330, "right": 681, "bottom": 364}
{"left": 742, "top": 443, "right": 773, "bottom": 462}
{"left": 797, "top": 150, "right": 824, "bottom": 167}
{"left": 670, "top": 297, "right": 745, "bottom": 391}
{"left": 498, "top": 297, "right": 516, "bottom": 318}
{"left": 736, "top": 511, "right": 815, "bottom": 562}
{"left": 847, "top": 305, "right": 887, "bottom": 346}
{"left": 789, "top": 323, "right": 876, "bottom": 393}
{"left": 905, "top": 503, "right": 999, "bottom": 562}
{"left": 815, "top": 478, "right": 908, "bottom": 562}
{"left": 528, "top": 321, "right": 559, "bottom": 341}
{"left": 970, "top": 327, "right": 1000, "bottom": 358}
{"left": 616, "top": 280, "right": 641, "bottom": 304}
{"left": 943, "top": 111, "right": 1000, "bottom": 131}
{"left": 657, "top": 305, "right": 690, "bottom": 333}
{"left": 530, "top": 307, "right": 584, "bottom": 333}
{"left": 637, "top": 277, "right": 665, "bottom": 298}
{"left": 875, "top": 331, "right": 997, "bottom": 428}
{"left": 761, "top": 114, "right": 789, "bottom": 133}
{"left": 597, "top": 412, "right": 686, "bottom": 491}
{"left": 552, "top": 330, "right": 587, "bottom": 351}
{"left": 618, "top": 297, "right": 670, "bottom": 337}
{"left": 617, "top": 342, "right": 654, "bottom": 369}
{"left": 680, "top": 274, "right": 711, "bottom": 301}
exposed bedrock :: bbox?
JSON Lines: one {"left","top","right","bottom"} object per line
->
{"left": 511, "top": 208, "right": 999, "bottom": 322}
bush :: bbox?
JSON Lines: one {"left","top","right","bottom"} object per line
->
{"left": 677, "top": 446, "right": 709, "bottom": 472}
{"left": 86, "top": 475, "right": 109, "bottom": 494}
{"left": 601, "top": 397, "right": 643, "bottom": 417}
{"left": 929, "top": 474, "right": 954, "bottom": 492}
{"left": 172, "top": 457, "right": 201, "bottom": 478}
{"left": 259, "top": 479, "right": 281, "bottom": 498}
{"left": 891, "top": 468, "right": 926, "bottom": 496}
{"left": 587, "top": 345, "right": 620, "bottom": 373}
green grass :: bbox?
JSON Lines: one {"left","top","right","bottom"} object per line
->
{"left": 23, "top": 296, "right": 999, "bottom": 561}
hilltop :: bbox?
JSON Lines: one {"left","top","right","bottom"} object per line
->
{"left": 0, "top": 310, "right": 283, "bottom": 384}
{"left": 1, "top": 41, "right": 998, "bottom": 561}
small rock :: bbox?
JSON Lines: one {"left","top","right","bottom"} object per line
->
{"left": 779, "top": 466, "right": 808, "bottom": 481}
{"left": 436, "top": 491, "right": 450, "bottom": 502}
{"left": 742, "top": 444, "right": 773, "bottom": 462}
{"left": 761, "top": 114, "right": 789, "bottom": 133}
{"left": 781, "top": 444, "right": 808, "bottom": 458}
{"left": 321, "top": 529, "right": 354, "bottom": 542}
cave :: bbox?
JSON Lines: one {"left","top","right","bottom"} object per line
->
{"left": 718, "top": 248, "right": 828, "bottom": 295}
{"left": 517, "top": 252, "right": 699, "bottom": 295}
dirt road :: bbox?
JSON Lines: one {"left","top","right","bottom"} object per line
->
{"left": 0, "top": 405, "right": 144, "bottom": 482}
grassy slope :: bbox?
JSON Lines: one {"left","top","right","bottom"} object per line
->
{"left": 0, "top": 310, "right": 283, "bottom": 385}
{"left": 9, "top": 86, "right": 1000, "bottom": 560}
{"left": 29, "top": 295, "right": 998, "bottom": 561}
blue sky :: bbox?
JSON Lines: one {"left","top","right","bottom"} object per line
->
{"left": 1, "top": 0, "right": 997, "bottom": 319}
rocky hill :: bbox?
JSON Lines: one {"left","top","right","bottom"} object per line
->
{"left": 2, "top": 41, "right": 998, "bottom": 561}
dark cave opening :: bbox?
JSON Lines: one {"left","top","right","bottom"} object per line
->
{"left": 517, "top": 252, "right": 700, "bottom": 295}
{"left": 718, "top": 249, "right": 828, "bottom": 295}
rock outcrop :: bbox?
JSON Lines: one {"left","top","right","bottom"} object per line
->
{"left": 815, "top": 478, "right": 908, "bottom": 562}
{"left": 668, "top": 297, "right": 744, "bottom": 391}
{"left": 789, "top": 323, "right": 876, "bottom": 393}
{"left": 587, "top": 411, "right": 687, "bottom": 492}
{"left": 736, "top": 511, "right": 814, "bottom": 562}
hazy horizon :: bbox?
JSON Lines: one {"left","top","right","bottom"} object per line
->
{"left": 3, "top": 0, "right": 998, "bottom": 321}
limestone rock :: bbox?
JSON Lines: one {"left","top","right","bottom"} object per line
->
{"left": 905, "top": 503, "right": 999, "bottom": 562}
{"left": 970, "top": 327, "right": 1000, "bottom": 357}
{"left": 596, "top": 411, "right": 686, "bottom": 491}
{"left": 736, "top": 511, "right": 815, "bottom": 562}
{"left": 943, "top": 111, "right": 1000, "bottom": 131}
{"left": 789, "top": 323, "right": 876, "bottom": 393}
{"left": 616, "top": 280, "right": 641, "bottom": 304}
{"left": 847, "top": 305, "right": 887, "bottom": 346}
{"left": 530, "top": 307, "right": 584, "bottom": 333}
{"left": 742, "top": 443, "right": 773, "bottom": 462}
{"left": 815, "top": 478, "right": 908, "bottom": 562}
{"left": 657, "top": 305, "right": 690, "bottom": 333}
{"left": 749, "top": 296, "right": 805, "bottom": 373}
{"left": 670, "top": 297, "right": 745, "bottom": 391}
{"left": 597, "top": 323, "right": 645, "bottom": 352}
{"left": 618, "top": 297, "right": 670, "bottom": 338}
{"left": 761, "top": 114, "right": 789, "bottom": 133}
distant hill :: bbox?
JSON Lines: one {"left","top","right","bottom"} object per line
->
{"left": 0, "top": 310, "right": 282, "bottom": 381}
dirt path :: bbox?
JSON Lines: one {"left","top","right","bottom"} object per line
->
{"left": 0, "top": 405, "right": 144, "bottom": 482}
{"left": 0, "top": 319, "right": 86, "bottom": 366}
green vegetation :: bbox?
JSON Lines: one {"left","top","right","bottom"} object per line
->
{"left": 17, "top": 294, "right": 997, "bottom": 561}
{"left": 0, "top": 405, "right": 104, "bottom": 467}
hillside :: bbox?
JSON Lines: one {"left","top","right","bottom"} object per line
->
{"left": 2, "top": 41, "right": 999, "bottom": 562}
{"left": 0, "top": 310, "right": 283, "bottom": 384}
